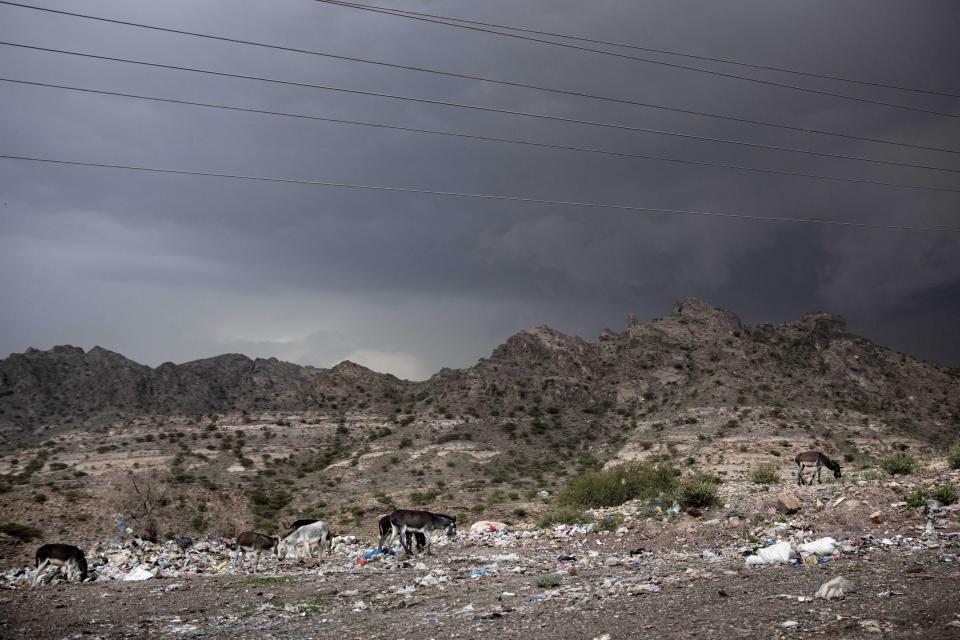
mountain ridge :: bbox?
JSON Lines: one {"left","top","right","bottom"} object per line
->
{"left": 1, "top": 298, "right": 957, "bottom": 444}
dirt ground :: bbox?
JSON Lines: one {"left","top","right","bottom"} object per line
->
{"left": 2, "top": 529, "right": 959, "bottom": 640}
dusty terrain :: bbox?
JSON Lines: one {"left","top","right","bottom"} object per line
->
{"left": 3, "top": 473, "right": 960, "bottom": 639}
{"left": 1, "top": 299, "right": 958, "bottom": 637}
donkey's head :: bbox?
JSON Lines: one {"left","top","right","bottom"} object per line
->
{"left": 443, "top": 516, "right": 457, "bottom": 538}
{"left": 832, "top": 464, "right": 842, "bottom": 480}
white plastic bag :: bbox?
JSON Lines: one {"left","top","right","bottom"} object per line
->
{"left": 745, "top": 541, "right": 794, "bottom": 565}
{"left": 797, "top": 537, "right": 836, "bottom": 556}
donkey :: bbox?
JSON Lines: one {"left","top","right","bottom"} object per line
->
{"left": 233, "top": 531, "right": 278, "bottom": 572}
{"left": 795, "top": 450, "right": 842, "bottom": 486}
{"left": 377, "top": 513, "right": 427, "bottom": 552}
{"left": 387, "top": 509, "right": 457, "bottom": 556}
{"left": 282, "top": 518, "right": 319, "bottom": 538}
{"left": 277, "top": 521, "right": 333, "bottom": 561}
{"left": 33, "top": 544, "right": 88, "bottom": 586}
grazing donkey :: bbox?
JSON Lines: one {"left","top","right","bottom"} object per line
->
{"left": 282, "top": 518, "right": 319, "bottom": 538}
{"left": 33, "top": 544, "right": 88, "bottom": 586}
{"left": 795, "top": 450, "right": 842, "bottom": 485}
{"left": 387, "top": 509, "right": 457, "bottom": 556}
{"left": 277, "top": 521, "right": 333, "bottom": 561}
{"left": 377, "top": 513, "right": 427, "bottom": 552}
{"left": 233, "top": 531, "right": 278, "bottom": 572}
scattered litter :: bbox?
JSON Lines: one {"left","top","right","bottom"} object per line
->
{"left": 745, "top": 541, "right": 795, "bottom": 566}
{"left": 816, "top": 576, "right": 854, "bottom": 600}
{"left": 123, "top": 567, "right": 155, "bottom": 581}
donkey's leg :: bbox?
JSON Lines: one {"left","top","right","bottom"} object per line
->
{"left": 33, "top": 559, "right": 50, "bottom": 586}
{"left": 398, "top": 525, "right": 414, "bottom": 555}
{"left": 816, "top": 464, "right": 823, "bottom": 484}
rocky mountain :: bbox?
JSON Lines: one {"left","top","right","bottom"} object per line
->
{"left": 2, "top": 298, "right": 958, "bottom": 445}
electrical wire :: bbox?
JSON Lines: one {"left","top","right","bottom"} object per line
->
{"left": 308, "top": 0, "right": 960, "bottom": 99}
{"left": 1, "top": 153, "right": 957, "bottom": 233}
{"left": 3, "top": 77, "right": 958, "bottom": 194}
{"left": 314, "top": 0, "right": 960, "bottom": 118}
{"left": 0, "top": 1, "right": 956, "bottom": 155}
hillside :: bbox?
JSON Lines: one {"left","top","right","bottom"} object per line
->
{"left": 0, "top": 298, "right": 958, "bottom": 558}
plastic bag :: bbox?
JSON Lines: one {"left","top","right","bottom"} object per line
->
{"left": 745, "top": 541, "right": 795, "bottom": 565}
{"left": 797, "top": 537, "right": 837, "bottom": 556}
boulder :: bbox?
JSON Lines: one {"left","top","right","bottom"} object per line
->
{"left": 776, "top": 493, "right": 802, "bottom": 514}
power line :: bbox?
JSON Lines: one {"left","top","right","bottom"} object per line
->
{"left": 3, "top": 77, "right": 958, "bottom": 195}
{"left": 2, "top": 153, "right": 957, "bottom": 233}
{"left": 311, "top": 1, "right": 960, "bottom": 99}
{"left": 0, "top": 3, "right": 955, "bottom": 156}
{"left": 5, "top": 43, "right": 960, "bottom": 186}
{"left": 314, "top": 0, "right": 960, "bottom": 119}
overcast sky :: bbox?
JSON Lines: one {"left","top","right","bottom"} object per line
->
{"left": 1, "top": 0, "right": 958, "bottom": 379}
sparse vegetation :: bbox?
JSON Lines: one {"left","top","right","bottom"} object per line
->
{"left": 750, "top": 463, "right": 780, "bottom": 485}
{"left": 676, "top": 473, "right": 721, "bottom": 511}
{"left": 878, "top": 451, "right": 919, "bottom": 476}
{"left": 536, "top": 573, "right": 562, "bottom": 588}
{"left": 557, "top": 462, "right": 678, "bottom": 508}
{"left": 0, "top": 521, "right": 42, "bottom": 542}
{"left": 946, "top": 440, "right": 960, "bottom": 470}
{"left": 536, "top": 508, "right": 588, "bottom": 528}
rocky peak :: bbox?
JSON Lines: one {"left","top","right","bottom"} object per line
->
{"left": 799, "top": 311, "right": 848, "bottom": 335}
{"left": 670, "top": 297, "right": 742, "bottom": 331}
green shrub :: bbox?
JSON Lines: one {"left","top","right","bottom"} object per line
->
{"left": 557, "top": 462, "right": 678, "bottom": 508}
{"left": 594, "top": 512, "right": 625, "bottom": 532}
{"left": 907, "top": 484, "right": 958, "bottom": 508}
{"left": 932, "top": 484, "right": 958, "bottom": 505}
{"left": 878, "top": 451, "right": 919, "bottom": 476}
{"left": 536, "top": 573, "right": 562, "bottom": 588}
{"left": 537, "top": 508, "right": 588, "bottom": 528}
{"left": 410, "top": 490, "right": 438, "bottom": 506}
{"left": 750, "top": 463, "right": 780, "bottom": 485}
{"left": 905, "top": 486, "right": 929, "bottom": 509}
{"left": 676, "top": 473, "right": 721, "bottom": 511}
{"left": 0, "top": 522, "right": 42, "bottom": 542}
{"left": 946, "top": 441, "right": 960, "bottom": 470}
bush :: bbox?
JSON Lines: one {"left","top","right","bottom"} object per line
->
{"left": 878, "top": 452, "right": 919, "bottom": 476}
{"left": 907, "top": 484, "right": 958, "bottom": 508}
{"left": 536, "top": 573, "right": 562, "bottom": 588}
{"left": 932, "top": 484, "right": 958, "bottom": 505}
{"left": 750, "top": 463, "right": 780, "bottom": 485}
{"left": 676, "top": 473, "right": 721, "bottom": 511}
{"left": 946, "top": 441, "right": 960, "bottom": 470}
{"left": 905, "top": 486, "right": 929, "bottom": 509}
{"left": 0, "top": 522, "right": 42, "bottom": 542}
{"left": 410, "top": 490, "right": 438, "bottom": 506}
{"left": 536, "top": 508, "right": 588, "bottom": 528}
{"left": 557, "top": 462, "right": 678, "bottom": 508}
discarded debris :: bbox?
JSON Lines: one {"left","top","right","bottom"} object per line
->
{"left": 816, "top": 576, "right": 855, "bottom": 600}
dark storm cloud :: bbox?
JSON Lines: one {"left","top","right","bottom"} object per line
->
{"left": 1, "top": 0, "right": 958, "bottom": 378}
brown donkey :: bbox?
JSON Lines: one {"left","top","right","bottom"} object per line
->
{"left": 795, "top": 450, "right": 842, "bottom": 485}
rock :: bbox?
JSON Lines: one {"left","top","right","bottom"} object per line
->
{"left": 870, "top": 511, "right": 885, "bottom": 524}
{"left": 615, "top": 527, "right": 629, "bottom": 537}
{"left": 776, "top": 494, "right": 802, "bottom": 514}
{"left": 604, "top": 556, "right": 621, "bottom": 567}
{"left": 816, "top": 576, "right": 854, "bottom": 600}
{"left": 781, "top": 620, "right": 798, "bottom": 629}
{"left": 470, "top": 521, "right": 508, "bottom": 534}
